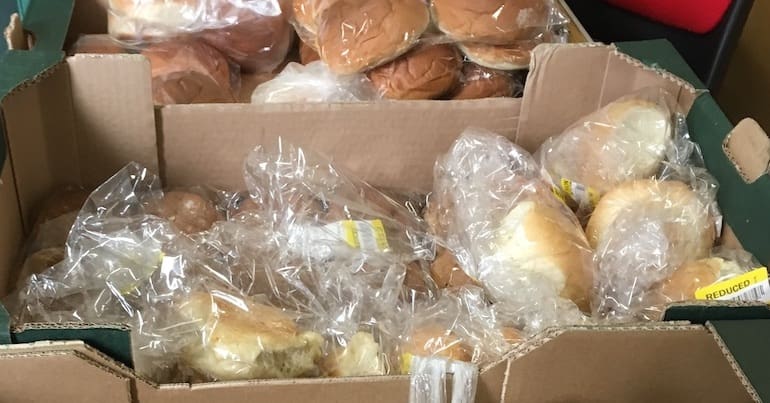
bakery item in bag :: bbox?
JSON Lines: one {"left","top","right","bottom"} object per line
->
{"left": 492, "top": 200, "right": 594, "bottom": 312}
{"left": 429, "top": 248, "right": 478, "bottom": 289}
{"left": 325, "top": 332, "right": 387, "bottom": 377}
{"left": 458, "top": 42, "right": 534, "bottom": 70}
{"left": 316, "top": 0, "right": 430, "bottom": 74}
{"left": 541, "top": 96, "right": 672, "bottom": 196}
{"left": 181, "top": 292, "right": 324, "bottom": 380}
{"left": 367, "top": 44, "right": 462, "bottom": 100}
{"left": 141, "top": 40, "right": 236, "bottom": 104}
{"left": 70, "top": 34, "right": 127, "bottom": 54}
{"left": 198, "top": 3, "right": 293, "bottom": 73}
{"left": 149, "top": 191, "right": 222, "bottom": 234}
{"left": 586, "top": 180, "right": 716, "bottom": 260}
{"left": 292, "top": 0, "right": 321, "bottom": 45}
{"left": 655, "top": 258, "right": 745, "bottom": 302}
{"left": 401, "top": 324, "right": 471, "bottom": 371}
{"left": 451, "top": 64, "right": 516, "bottom": 100}
{"left": 431, "top": 0, "right": 550, "bottom": 44}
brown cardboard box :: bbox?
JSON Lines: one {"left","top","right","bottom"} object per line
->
{"left": 0, "top": 41, "right": 763, "bottom": 402}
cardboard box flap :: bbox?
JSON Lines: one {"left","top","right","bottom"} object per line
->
{"left": 0, "top": 347, "right": 133, "bottom": 402}
{"left": 160, "top": 99, "right": 521, "bottom": 192}
{"left": 502, "top": 327, "right": 756, "bottom": 403}
{"left": 517, "top": 43, "right": 698, "bottom": 152}
{"left": 708, "top": 320, "right": 770, "bottom": 401}
{"left": 67, "top": 54, "right": 158, "bottom": 186}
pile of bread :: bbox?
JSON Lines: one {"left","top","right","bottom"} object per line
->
{"left": 69, "top": 0, "right": 566, "bottom": 104}
{"left": 9, "top": 88, "right": 758, "bottom": 385}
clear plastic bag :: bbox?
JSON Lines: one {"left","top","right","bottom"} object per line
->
{"left": 108, "top": 0, "right": 292, "bottom": 73}
{"left": 588, "top": 112, "right": 722, "bottom": 322}
{"left": 449, "top": 64, "right": 523, "bottom": 100}
{"left": 537, "top": 88, "right": 677, "bottom": 217}
{"left": 457, "top": 30, "right": 567, "bottom": 71}
{"left": 428, "top": 128, "right": 594, "bottom": 334}
{"left": 314, "top": 0, "right": 431, "bottom": 74}
{"left": 430, "top": 0, "right": 568, "bottom": 45}
{"left": 141, "top": 39, "right": 241, "bottom": 104}
{"left": 366, "top": 43, "right": 463, "bottom": 100}
{"left": 251, "top": 61, "right": 380, "bottom": 103}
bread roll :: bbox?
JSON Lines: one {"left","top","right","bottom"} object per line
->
{"left": 458, "top": 41, "right": 534, "bottom": 70}
{"left": 325, "top": 332, "right": 386, "bottom": 377}
{"left": 431, "top": 0, "right": 550, "bottom": 44}
{"left": 367, "top": 44, "right": 462, "bottom": 100}
{"left": 149, "top": 191, "right": 222, "bottom": 234}
{"left": 586, "top": 180, "right": 716, "bottom": 263}
{"left": 401, "top": 324, "right": 471, "bottom": 373}
{"left": 292, "top": 0, "right": 321, "bottom": 45}
{"left": 451, "top": 64, "right": 516, "bottom": 100}
{"left": 181, "top": 292, "right": 324, "bottom": 380}
{"left": 430, "top": 247, "right": 478, "bottom": 289}
{"left": 656, "top": 258, "right": 745, "bottom": 302}
{"left": 316, "top": 0, "right": 430, "bottom": 74}
{"left": 299, "top": 40, "right": 321, "bottom": 64}
{"left": 198, "top": 4, "right": 293, "bottom": 73}
{"left": 142, "top": 40, "right": 236, "bottom": 104}
{"left": 540, "top": 97, "right": 671, "bottom": 197}
{"left": 491, "top": 200, "right": 594, "bottom": 312}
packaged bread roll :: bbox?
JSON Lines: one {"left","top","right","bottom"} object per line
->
{"left": 299, "top": 40, "right": 321, "bottom": 64}
{"left": 316, "top": 0, "right": 430, "bottom": 74}
{"left": 538, "top": 89, "right": 674, "bottom": 214}
{"left": 458, "top": 41, "right": 535, "bottom": 71}
{"left": 367, "top": 43, "right": 462, "bottom": 100}
{"left": 180, "top": 291, "right": 325, "bottom": 380}
{"left": 146, "top": 190, "right": 224, "bottom": 234}
{"left": 141, "top": 40, "right": 238, "bottom": 104}
{"left": 430, "top": 0, "right": 558, "bottom": 44}
{"left": 589, "top": 179, "right": 718, "bottom": 321}
{"left": 450, "top": 64, "right": 519, "bottom": 100}
{"left": 431, "top": 129, "right": 595, "bottom": 329}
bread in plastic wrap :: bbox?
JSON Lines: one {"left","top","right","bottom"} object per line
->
{"left": 430, "top": 128, "right": 594, "bottom": 333}
{"left": 367, "top": 43, "right": 462, "bottom": 100}
{"left": 108, "top": 0, "right": 293, "bottom": 73}
{"left": 450, "top": 64, "right": 520, "bottom": 100}
{"left": 538, "top": 88, "right": 675, "bottom": 215}
{"left": 141, "top": 39, "right": 240, "bottom": 104}
{"left": 251, "top": 61, "right": 380, "bottom": 103}
{"left": 315, "top": 0, "right": 430, "bottom": 74}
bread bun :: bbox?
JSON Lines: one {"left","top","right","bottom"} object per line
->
{"left": 430, "top": 247, "right": 478, "bottom": 289}
{"left": 586, "top": 180, "right": 715, "bottom": 262}
{"left": 367, "top": 44, "right": 462, "bottom": 100}
{"left": 401, "top": 324, "right": 471, "bottom": 372}
{"left": 458, "top": 42, "right": 533, "bottom": 70}
{"left": 141, "top": 40, "right": 236, "bottom": 104}
{"left": 198, "top": 4, "right": 293, "bottom": 73}
{"left": 70, "top": 34, "right": 127, "bottom": 54}
{"left": 451, "top": 64, "right": 515, "bottom": 100}
{"left": 181, "top": 292, "right": 324, "bottom": 380}
{"left": 491, "top": 200, "right": 594, "bottom": 312}
{"left": 149, "top": 190, "right": 222, "bottom": 234}
{"left": 325, "top": 332, "right": 386, "bottom": 377}
{"left": 431, "top": 0, "right": 550, "bottom": 44}
{"left": 299, "top": 40, "right": 321, "bottom": 64}
{"left": 316, "top": 0, "right": 430, "bottom": 74}
{"left": 292, "top": 0, "right": 321, "bottom": 45}
{"left": 540, "top": 97, "right": 671, "bottom": 196}
{"left": 656, "top": 258, "right": 744, "bottom": 302}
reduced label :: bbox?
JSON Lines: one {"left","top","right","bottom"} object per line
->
{"left": 694, "top": 267, "right": 770, "bottom": 303}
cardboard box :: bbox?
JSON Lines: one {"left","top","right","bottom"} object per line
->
{"left": 1, "top": 2, "right": 770, "bottom": 403}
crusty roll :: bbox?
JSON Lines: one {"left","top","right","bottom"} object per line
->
{"left": 431, "top": 0, "right": 550, "bottom": 44}
{"left": 181, "top": 291, "right": 324, "bottom": 380}
{"left": 141, "top": 40, "right": 236, "bottom": 104}
{"left": 450, "top": 64, "right": 516, "bottom": 100}
{"left": 401, "top": 324, "right": 471, "bottom": 373}
{"left": 458, "top": 41, "right": 534, "bottom": 70}
{"left": 367, "top": 44, "right": 462, "bottom": 100}
{"left": 586, "top": 180, "right": 716, "bottom": 262}
{"left": 492, "top": 200, "right": 594, "bottom": 312}
{"left": 316, "top": 0, "right": 430, "bottom": 74}
{"left": 540, "top": 96, "right": 672, "bottom": 197}
{"left": 148, "top": 190, "right": 223, "bottom": 234}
